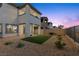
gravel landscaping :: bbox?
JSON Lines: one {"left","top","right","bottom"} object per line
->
{"left": 0, "top": 35, "right": 78, "bottom": 56}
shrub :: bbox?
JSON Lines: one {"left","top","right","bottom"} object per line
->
{"left": 4, "top": 42, "right": 13, "bottom": 45}
{"left": 17, "top": 42, "right": 25, "bottom": 48}
{"left": 58, "top": 35, "right": 62, "bottom": 40}
{"left": 49, "top": 33, "right": 54, "bottom": 35}
{"left": 55, "top": 36, "right": 66, "bottom": 49}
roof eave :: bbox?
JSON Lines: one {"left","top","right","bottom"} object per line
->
{"left": 8, "top": 3, "right": 42, "bottom": 15}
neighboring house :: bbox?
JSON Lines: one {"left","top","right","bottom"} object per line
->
{"left": 41, "top": 17, "right": 53, "bottom": 29}
{"left": 47, "top": 22, "right": 53, "bottom": 29}
{"left": 0, "top": 3, "right": 42, "bottom": 37}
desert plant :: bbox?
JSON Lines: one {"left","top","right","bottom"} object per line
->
{"left": 58, "top": 35, "right": 62, "bottom": 40}
{"left": 4, "top": 42, "right": 13, "bottom": 45}
{"left": 58, "top": 25, "right": 64, "bottom": 29}
{"left": 49, "top": 32, "right": 55, "bottom": 35}
{"left": 55, "top": 36, "right": 66, "bottom": 49}
{"left": 17, "top": 42, "right": 25, "bottom": 48}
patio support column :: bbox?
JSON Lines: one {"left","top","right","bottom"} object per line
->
{"left": 30, "top": 24, "right": 34, "bottom": 36}
{"left": 32, "top": 24, "right": 35, "bottom": 36}
{"left": 17, "top": 9, "right": 19, "bottom": 36}
{"left": 2, "top": 23, "right": 6, "bottom": 37}
{"left": 38, "top": 26, "right": 41, "bottom": 35}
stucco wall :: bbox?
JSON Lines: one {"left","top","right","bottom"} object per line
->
{"left": 18, "top": 4, "right": 41, "bottom": 37}
{"left": 26, "top": 5, "right": 41, "bottom": 18}
{"left": 0, "top": 4, "right": 18, "bottom": 37}
{"left": 0, "top": 3, "right": 41, "bottom": 37}
{"left": 18, "top": 13, "right": 41, "bottom": 37}
{"left": 0, "top": 4, "right": 18, "bottom": 24}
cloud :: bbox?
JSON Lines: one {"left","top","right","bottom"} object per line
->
{"left": 63, "top": 17, "right": 79, "bottom": 28}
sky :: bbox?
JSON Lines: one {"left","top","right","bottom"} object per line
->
{"left": 31, "top": 3, "right": 79, "bottom": 28}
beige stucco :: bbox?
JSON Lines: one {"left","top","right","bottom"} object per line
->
{"left": 0, "top": 4, "right": 18, "bottom": 24}
{"left": 19, "top": 24, "right": 25, "bottom": 36}
{"left": 30, "top": 24, "right": 41, "bottom": 36}
{"left": 0, "top": 3, "right": 41, "bottom": 37}
{"left": 29, "top": 8, "right": 41, "bottom": 18}
{"left": 18, "top": 7, "right": 27, "bottom": 15}
{"left": 26, "top": 5, "right": 41, "bottom": 18}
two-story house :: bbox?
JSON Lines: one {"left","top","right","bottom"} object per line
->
{"left": 0, "top": 3, "right": 41, "bottom": 38}
{"left": 41, "top": 17, "right": 53, "bottom": 29}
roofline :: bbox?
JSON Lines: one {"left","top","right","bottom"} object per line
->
{"left": 7, "top": 3, "right": 42, "bottom": 15}
{"left": 28, "top": 3, "right": 42, "bottom": 15}
{"left": 8, "top": 3, "right": 26, "bottom": 9}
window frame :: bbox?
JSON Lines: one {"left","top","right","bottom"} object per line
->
{"left": 6, "top": 24, "right": 18, "bottom": 34}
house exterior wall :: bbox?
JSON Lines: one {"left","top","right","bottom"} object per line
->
{"left": 26, "top": 5, "right": 41, "bottom": 18}
{"left": 18, "top": 4, "right": 41, "bottom": 25}
{"left": 0, "top": 3, "right": 41, "bottom": 37}
{"left": 18, "top": 13, "right": 41, "bottom": 37}
{"left": 41, "top": 17, "right": 49, "bottom": 29}
{"left": 0, "top": 4, "right": 18, "bottom": 24}
{"left": 29, "top": 7, "right": 41, "bottom": 18}
{"left": 48, "top": 23, "right": 53, "bottom": 29}
{"left": 18, "top": 4, "right": 41, "bottom": 37}
{"left": 0, "top": 4, "right": 18, "bottom": 37}
{"left": 19, "top": 7, "right": 26, "bottom": 15}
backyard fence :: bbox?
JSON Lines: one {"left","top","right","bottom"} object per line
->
{"left": 65, "top": 25, "right": 79, "bottom": 43}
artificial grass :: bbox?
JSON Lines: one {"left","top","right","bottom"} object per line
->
{"left": 22, "top": 35, "right": 50, "bottom": 44}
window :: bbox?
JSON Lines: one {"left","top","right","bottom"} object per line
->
{"left": 45, "top": 20, "right": 47, "bottom": 23}
{"left": 19, "top": 9, "right": 25, "bottom": 15}
{"left": 6, "top": 24, "right": 17, "bottom": 33}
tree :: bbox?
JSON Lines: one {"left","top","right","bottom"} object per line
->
{"left": 58, "top": 25, "right": 64, "bottom": 29}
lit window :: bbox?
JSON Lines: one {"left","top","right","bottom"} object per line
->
{"left": 45, "top": 21, "right": 47, "bottom": 23}
{"left": 6, "top": 24, "right": 17, "bottom": 33}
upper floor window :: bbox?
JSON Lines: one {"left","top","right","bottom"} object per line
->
{"left": 18, "top": 9, "right": 25, "bottom": 16}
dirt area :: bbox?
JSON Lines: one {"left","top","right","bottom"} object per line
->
{"left": 0, "top": 35, "right": 78, "bottom": 56}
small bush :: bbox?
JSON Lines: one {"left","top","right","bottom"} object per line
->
{"left": 58, "top": 35, "right": 62, "bottom": 40}
{"left": 17, "top": 42, "right": 25, "bottom": 48}
{"left": 49, "top": 33, "right": 54, "bottom": 35}
{"left": 55, "top": 36, "right": 66, "bottom": 49}
{"left": 49, "top": 32, "right": 56, "bottom": 35}
{"left": 4, "top": 42, "right": 13, "bottom": 45}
